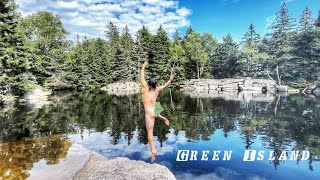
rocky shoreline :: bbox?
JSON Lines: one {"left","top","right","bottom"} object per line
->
{"left": 179, "top": 78, "right": 315, "bottom": 94}
{"left": 3, "top": 79, "right": 318, "bottom": 107}
{"left": 181, "top": 78, "right": 276, "bottom": 92}
{"left": 101, "top": 82, "right": 140, "bottom": 96}
{"left": 29, "top": 143, "right": 175, "bottom": 180}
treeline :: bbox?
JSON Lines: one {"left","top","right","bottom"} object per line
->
{"left": 1, "top": 1, "right": 320, "bottom": 104}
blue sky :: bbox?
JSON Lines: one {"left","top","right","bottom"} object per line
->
{"left": 16, "top": 0, "right": 320, "bottom": 41}
{"left": 178, "top": 0, "right": 320, "bottom": 41}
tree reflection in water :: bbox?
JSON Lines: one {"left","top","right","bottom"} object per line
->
{"left": 0, "top": 135, "right": 71, "bottom": 179}
{"left": 0, "top": 90, "right": 320, "bottom": 175}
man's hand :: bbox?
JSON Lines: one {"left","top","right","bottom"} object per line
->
{"left": 143, "top": 60, "right": 148, "bottom": 67}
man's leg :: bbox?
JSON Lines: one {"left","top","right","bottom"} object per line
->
{"left": 157, "top": 114, "right": 170, "bottom": 126}
{"left": 145, "top": 116, "right": 157, "bottom": 161}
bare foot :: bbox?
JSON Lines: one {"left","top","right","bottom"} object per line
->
{"left": 151, "top": 149, "right": 157, "bottom": 162}
{"left": 162, "top": 117, "right": 170, "bottom": 126}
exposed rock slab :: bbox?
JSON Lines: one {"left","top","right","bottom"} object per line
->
{"left": 29, "top": 143, "right": 175, "bottom": 180}
{"left": 181, "top": 78, "right": 277, "bottom": 92}
{"left": 73, "top": 155, "right": 176, "bottom": 180}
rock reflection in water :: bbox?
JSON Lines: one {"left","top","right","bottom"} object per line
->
{"left": 0, "top": 135, "right": 71, "bottom": 179}
{"left": 182, "top": 89, "right": 276, "bottom": 102}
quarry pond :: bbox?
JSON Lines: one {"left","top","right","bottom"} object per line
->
{"left": 1, "top": 90, "right": 320, "bottom": 180}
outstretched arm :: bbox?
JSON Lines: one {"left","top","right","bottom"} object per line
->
{"left": 140, "top": 61, "right": 148, "bottom": 88}
{"left": 156, "top": 72, "right": 175, "bottom": 92}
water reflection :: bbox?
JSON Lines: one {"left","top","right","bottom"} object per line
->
{"left": 0, "top": 135, "right": 71, "bottom": 179}
{"left": 0, "top": 90, "right": 320, "bottom": 179}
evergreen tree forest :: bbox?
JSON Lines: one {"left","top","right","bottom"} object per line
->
{"left": 1, "top": 1, "right": 320, "bottom": 104}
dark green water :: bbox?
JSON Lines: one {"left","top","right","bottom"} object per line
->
{"left": 0, "top": 90, "right": 320, "bottom": 179}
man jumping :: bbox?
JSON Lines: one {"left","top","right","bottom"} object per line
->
{"left": 140, "top": 60, "right": 175, "bottom": 162}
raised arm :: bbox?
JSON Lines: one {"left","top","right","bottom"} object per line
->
{"left": 140, "top": 61, "right": 148, "bottom": 88}
{"left": 156, "top": 72, "right": 175, "bottom": 92}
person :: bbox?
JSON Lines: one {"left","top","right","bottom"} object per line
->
{"left": 140, "top": 60, "right": 175, "bottom": 162}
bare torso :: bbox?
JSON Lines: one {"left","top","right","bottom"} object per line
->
{"left": 141, "top": 87, "right": 159, "bottom": 119}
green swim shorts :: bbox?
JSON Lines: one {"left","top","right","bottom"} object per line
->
{"left": 154, "top": 101, "right": 164, "bottom": 117}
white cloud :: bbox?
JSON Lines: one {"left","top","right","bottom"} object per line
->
{"left": 56, "top": 1, "right": 80, "bottom": 9}
{"left": 176, "top": 7, "right": 192, "bottom": 17}
{"left": 16, "top": 0, "right": 192, "bottom": 39}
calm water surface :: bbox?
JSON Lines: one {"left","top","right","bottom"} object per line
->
{"left": 0, "top": 90, "right": 320, "bottom": 180}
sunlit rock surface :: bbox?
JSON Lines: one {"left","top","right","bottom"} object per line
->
{"left": 180, "top": 78, "right": 277, "bottom": 92}
{"left": 73, "top": 155, "right": 176, "bottom": 180}
{"left": 29, "top": 143, "right": 175, "bottom": 180}
{"left": 101, "top": 82, "right": 140, "bottom": 96}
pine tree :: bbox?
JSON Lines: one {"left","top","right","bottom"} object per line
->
{"left": 211, "top": 34, "right": 239, "bottom": 78}
{"left": 118, "top": 26, "right": 135, "bottom": 82}
{"left": 132, "top": 26, "right": 153, "bottom": 81}
{"left": 185, "top": 25, "right": 194, "bottom": 37}
{"left": 173, "top": 30, "right": 182, "bottom": 44}
{"left": 291, "top": 8, "right": 320, "bottom": 87}
{"left": 241, "top": 23, "right": 260, "bottom": 46}
{"left": 241, "top": 23, "right": 268, "bottom": 77}
{"left": 69, "top": 34, "right": 84, "bottom": 89}
{"left": 137, "top": 25, "right": 153, "bottom": 60}
{"left": 316, "top": 11, "right": 320, "bottom": 30}
{"left": 299, "top": 7, "right": 314, "bottom": 31}
{"left": 71, "top": 35, "right": 96, "bottom": 89}
{"left": 0, "top": 0, "right": 31, "bottom": 100}
{"left": 91, "top": 38, "right": 111, "bottom": 86}
{"left": 267, "top": 2, "right": 294, "bottom": 85}
{"left": 105, "top": 22, "right": 121, "bottom": 82}
{"left": 201, "top": 32, "right": 218, "bottom": 78}
{"left": 132, "top": 33, "right": 144, "bottom": 82}
{"left": 150, "top": 25, "right": 171, "bottom": 84}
